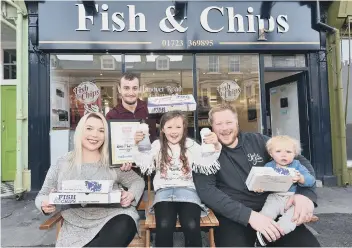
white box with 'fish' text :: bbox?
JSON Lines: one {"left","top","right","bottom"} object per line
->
{"left": 49, "top": 190, "right": 121, "bottom": 204}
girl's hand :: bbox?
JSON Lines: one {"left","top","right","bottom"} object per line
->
{"left": 41, "top": 200, "right": 56, "bottom": 214}
{"left": 254, "top": 188, "right": 264, "bottom": 193}
{"left": 203, "top": 132, "right": 221, "bottom": 150}
{"left": 134, "top": 131, "right": 144, "bottom": 144}
{"left": 120, "top": 190, "right": 135, "bottom": 208}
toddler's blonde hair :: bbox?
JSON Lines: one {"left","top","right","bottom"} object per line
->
{"left": 266, "top": 135, "right": 302, "bottom": 156}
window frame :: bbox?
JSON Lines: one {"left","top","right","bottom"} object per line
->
{"left": 156, "top": 56, "right": 170, "bottom": 70}
{"left": 208, "top": 55, "right": 220, "bottom": 73}
{"left": 228, "top": 55, "right": 240, "bottom": 73}
{"left": 3, "top": 49, "right": 17, "bottom": 80}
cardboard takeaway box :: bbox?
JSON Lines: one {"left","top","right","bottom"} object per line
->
{"left": 246, "top": 167, "right": 296, "bottom": 192}
{"left": 49, "top": 190, "right": 121, "bottom": 205}
{"left": 48, "top": 180, "right": 120, "bottom": 205}
{"left": 147, "top": 94, "right": 196, "bottom": 114}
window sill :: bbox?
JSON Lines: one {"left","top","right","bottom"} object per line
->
{"left": 228, "top": 72, "right": 243, "bottom": 74}
{"left": 206, "top": 72, "right": 221, "bottom": 74}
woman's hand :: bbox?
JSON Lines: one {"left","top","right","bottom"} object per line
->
{"left": 134, "top": 131, "right": 144, "bottom": 145}
{"left": 203, "top": 132, "right": 221, "bottom": 150}
{"left": 41, "top": 200, "right": 56, "bottom": 214}
{"left": 120, "top": 190, "right": 135, "bottom": 208}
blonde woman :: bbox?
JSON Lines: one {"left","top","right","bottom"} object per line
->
{"left": 35, "top": 112, "right": 145, "bottom": 247}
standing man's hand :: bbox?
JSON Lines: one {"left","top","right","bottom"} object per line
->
{"left": 248, "top": 211, "right": 285, "bottom": 243}
{"left": 285, "top": 194, "right": 314, "bottom": 225}
{"left": 120, "top": 162, "right": 133, "bottom": 171}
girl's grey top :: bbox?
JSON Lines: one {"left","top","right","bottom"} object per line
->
{"left": 35, "top": 155, "right": 145, "bottom": 247}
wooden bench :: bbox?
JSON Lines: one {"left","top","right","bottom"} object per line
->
{"left": 39, "top": 175, "right": 319, "bottom": 247}
{"left": 143, "top": 176, "right": 219, "bottom": 248}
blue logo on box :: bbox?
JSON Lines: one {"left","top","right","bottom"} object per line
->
{"left": 85, "top": 181, "right": 102, "bottom": 192}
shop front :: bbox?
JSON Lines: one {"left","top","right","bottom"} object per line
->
{"left": 28, "top": 1, "right": 335, "bottom": 191}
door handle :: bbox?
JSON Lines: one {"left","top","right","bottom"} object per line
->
{"left": 1, "top": 124, "right": 5, "bottom": 132}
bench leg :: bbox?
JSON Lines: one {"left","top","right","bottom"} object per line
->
{"left": 209, "top": 228, "right": 215, "bottom": 248}
{"left": 56, "top": 220, "right": 63, "bottom": 240}
{"left": 145, "top": 229, "right": 150, "bottom": 248}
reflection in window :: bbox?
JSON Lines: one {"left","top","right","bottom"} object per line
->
{"left": 50, "top": 54, "right": 122, "bottom": 131}
{"left": 197, "top": 54, "right": 261, "bottom": 133}
{"left": 50, "top": 54, "right": 122, "bottom": 152}
{"left": 264, "top": 54, "right": 306, "bottom": 68}
{"left": 229, "top": 55, "right": 240, "bottom": 73}
{"left": 208, "top": 56, "right": 219, "bottom": 72}
{"left": 156, "top": 56, "right": 170, "bottom": 70}
{"left": 100, "top": 55, "right": 116, "bottom": 70}
{"left": 3, "top": 49, "right": 16, "bottom": 79}
{"left": 125, "top": 54, "right": 194, "bottom": 137}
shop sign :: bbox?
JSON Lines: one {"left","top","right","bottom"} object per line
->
{"left": 38, "top": 1, "right": 320, "bottom": 51}
{"left": 218, "top": 80, "right": 241, "bottom": 101}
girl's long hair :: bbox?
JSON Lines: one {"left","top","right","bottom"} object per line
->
{"left": 62, "top": 112, "right": 111, "bottom": 179}
{"left": 159, "top": 111, "right": 190, "bottom": 177}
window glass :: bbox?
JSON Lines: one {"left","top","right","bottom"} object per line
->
{"left": 3, "top": 50, "right": 16, "bottom": 79}
{"left": 208, "top": 56, "right": 219, "bottom": 73}
{"left": 264, "top": 54, "right": 306, "bottom": 68}
{"left": 125, "top": 54, "right": 194, "bottom": 137}
{"left": 229, "top": 55, "right": 240, "bottom": 73}
{"left": 50, "top": 54, "right": 122, "bottom": 151}
{"left": 341, "top": 39, "right": 352, "bottom": 164}
{"left": 197, "top": 54, "right": 261, "bottom": 134}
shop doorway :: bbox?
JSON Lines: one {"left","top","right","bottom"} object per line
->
{"left": 265, "top": 72, "right": 310, "bottom": 160}
{"left": 1, "top": 86, "right": 17, "bottom": 181}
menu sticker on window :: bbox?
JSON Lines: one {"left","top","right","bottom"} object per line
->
{"left": 73, "top": 81, "right": 101, "bottom": 115}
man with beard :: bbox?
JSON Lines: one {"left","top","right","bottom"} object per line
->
{"left": 106, "top": 72, "right": 157, "bottom": 170}
{"left": 193, "top": 104, "right": 320, "bottom": 247}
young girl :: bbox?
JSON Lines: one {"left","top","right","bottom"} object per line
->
{"left": 254, "top": 135, "right": 316, "bottom": 247}
{"left": 133, "top": 110, "right": 222, "bottom": 247}
{"left": 35, "top": 112, "right": 145, "bottom": 247}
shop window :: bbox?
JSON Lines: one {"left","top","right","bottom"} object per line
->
{"left": 197, "top": 54, "right": 261, "bottom": 133}
{"left": 341, "top": 39, "right": 352, "bottom": 166}
{"left": 251, "top": 56, "right": 259, "bottom": 73}
{"left": 126, "top": 54, "right": 194, "bottom": 137}
{"left": 228, "top": 55, "right": 240, "bottom": 73}
{"left": 156, "top": 56, "right": 170, "bottom": 70}
{"left": 3, "top": 49, "right": 16, "bottom": 79}
{"left": 208, "top": 55, "right": 219, "bottom": 73}
{"left": 50, "top": 54, "right": 122, "bottom": 154}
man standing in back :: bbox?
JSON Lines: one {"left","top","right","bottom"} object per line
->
{"left": 106, "top": 72, "right": 157, "bottom": 170}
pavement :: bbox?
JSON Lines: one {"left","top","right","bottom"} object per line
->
{"left": 1, "top": 186, "right": 352, "bottom": 247}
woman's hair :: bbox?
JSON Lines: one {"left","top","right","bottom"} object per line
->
{"left": 65, "top": 112, "right": 110, "bottom": 176}
{"left": 159, "top": 110, "right": 189, "bottom": 177}
{"left": 266, "top": 135, "right": 302, "bottom": 156}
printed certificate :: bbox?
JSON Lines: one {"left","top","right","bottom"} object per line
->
{"left": 108, "top": 119, "right": 141, "bottom": 167}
